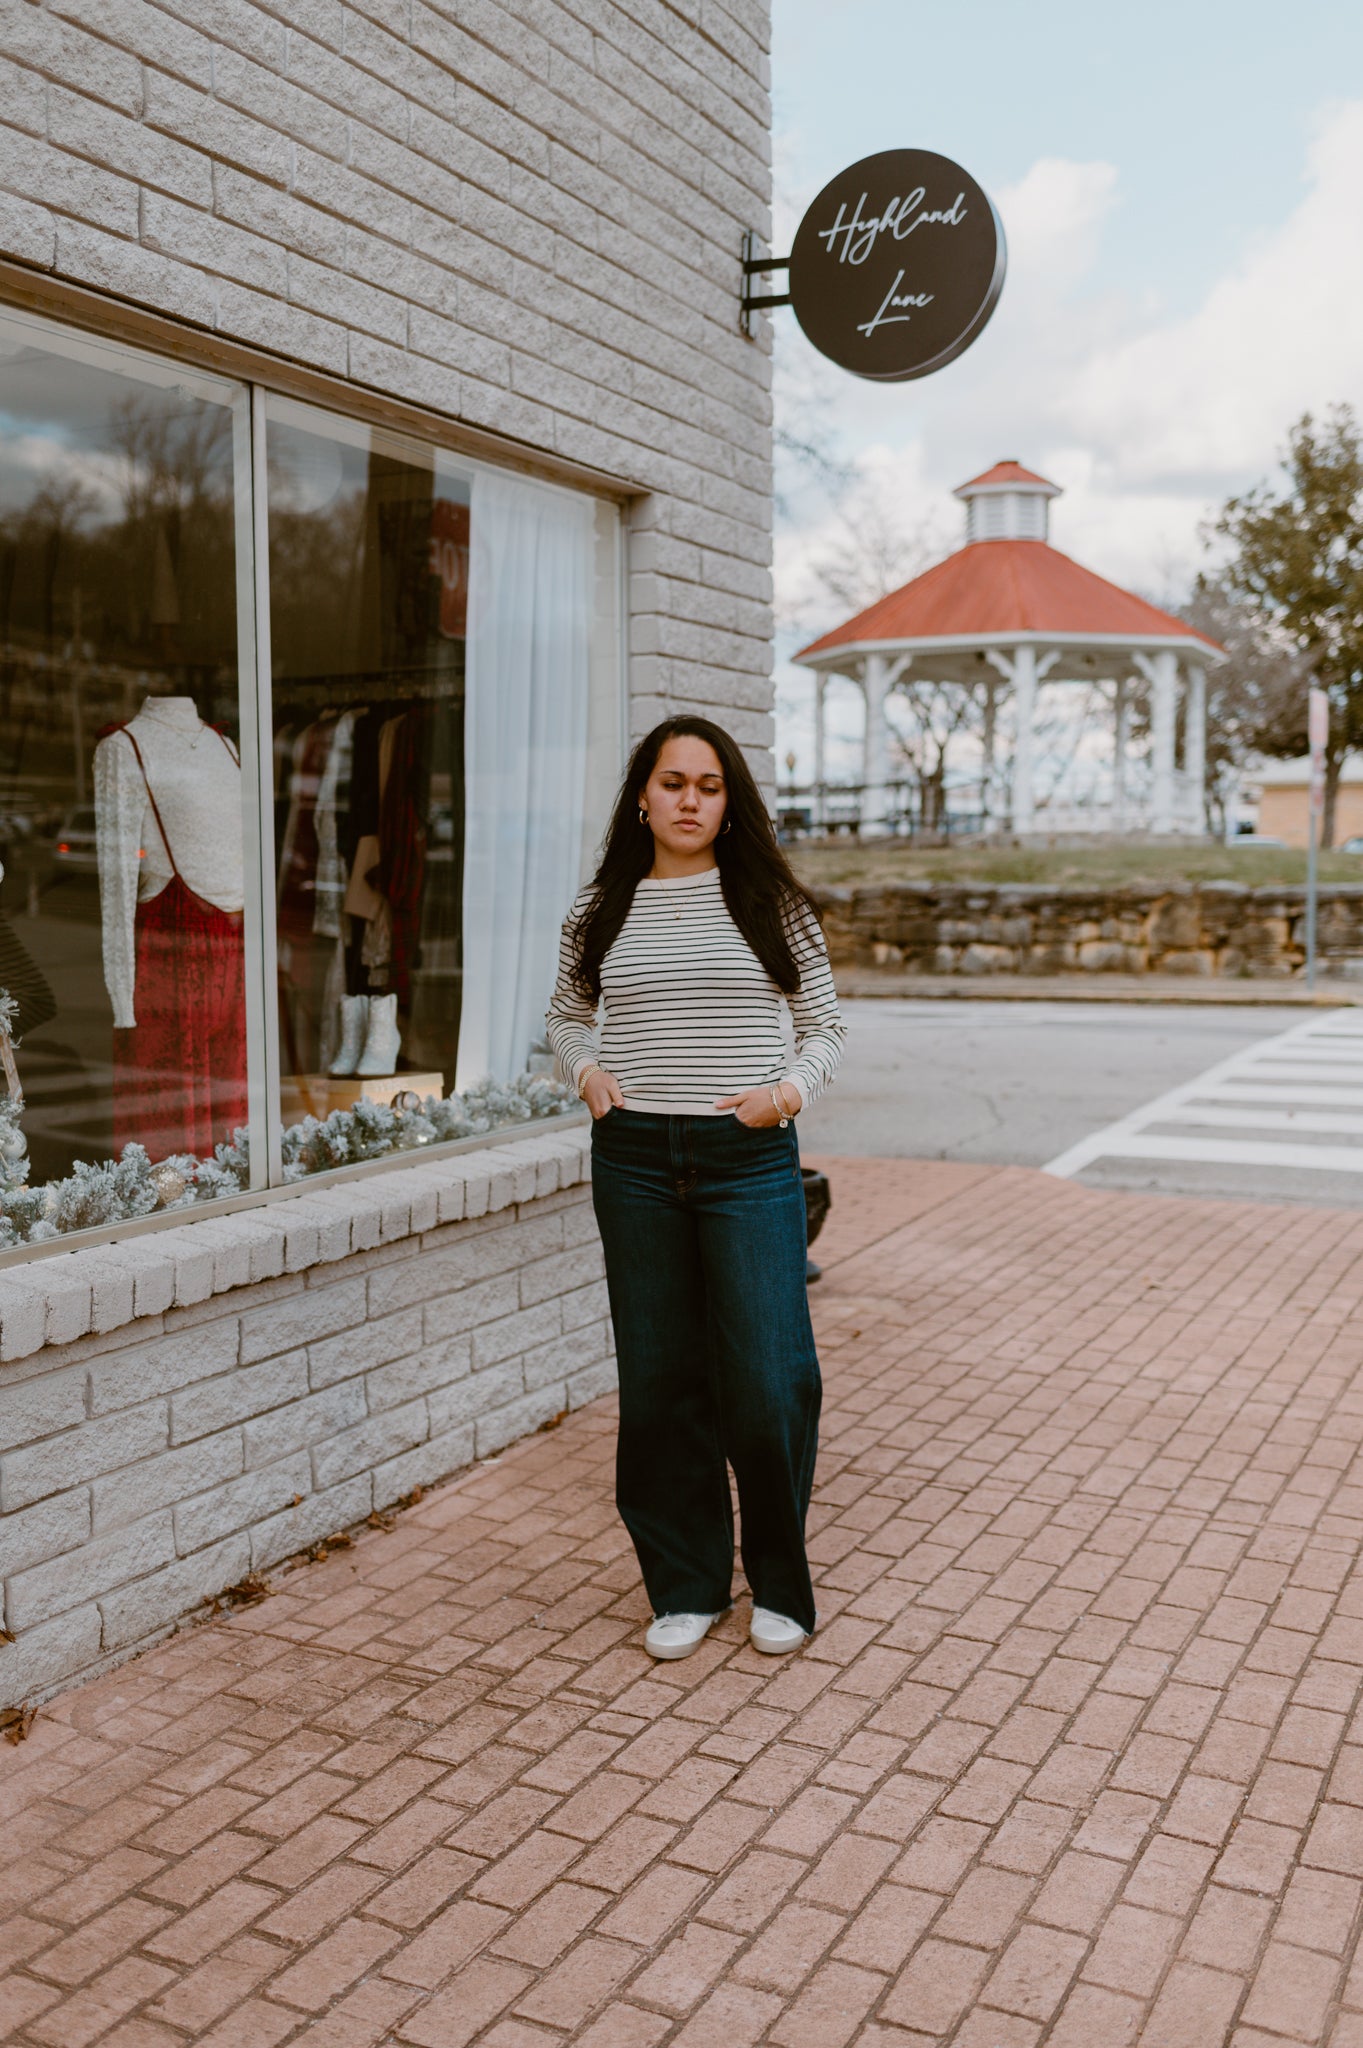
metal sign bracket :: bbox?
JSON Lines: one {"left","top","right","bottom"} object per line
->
{"left": 740, "top": 231, "right": 792, "bottom": 336}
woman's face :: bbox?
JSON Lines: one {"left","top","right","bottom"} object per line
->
{"left": 640, "top": 735, "right": 727, "bottom": 857}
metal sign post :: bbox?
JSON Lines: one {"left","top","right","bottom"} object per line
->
{"left": 1307, "top": 685, "right": 1329, "bottom": 990}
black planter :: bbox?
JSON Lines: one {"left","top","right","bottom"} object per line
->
{"left": 802, "top": 1167, "right": 831, "bottom": 1247}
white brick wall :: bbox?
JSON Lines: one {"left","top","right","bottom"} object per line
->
{"left": 0, "top": 0, "right": 776, "bottom": 759}
{"left": 0, "top": 1127, "right": 615, "bottom": 1707}
{"left": 0, "top": 0, "right": 775, "bottom": 1704}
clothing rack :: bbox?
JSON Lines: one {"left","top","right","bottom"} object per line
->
{"left": 270, "top": 665, "right": 462, "bottom": 710}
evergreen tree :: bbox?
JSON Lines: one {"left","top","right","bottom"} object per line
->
{"left": 1215, "top": 408, "right": 1363, "bottom": 846}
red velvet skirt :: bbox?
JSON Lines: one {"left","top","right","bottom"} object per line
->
{"left": 113, "top": 875, "right": 248, "bottom": 1162}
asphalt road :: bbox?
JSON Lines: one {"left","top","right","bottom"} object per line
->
{"left": 798, "top": 999, "right": 1363, "bottom": 1206}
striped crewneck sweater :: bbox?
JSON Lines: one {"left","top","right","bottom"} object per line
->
{"left": 545, "top": 867, "right": 846, "bottom": 1115}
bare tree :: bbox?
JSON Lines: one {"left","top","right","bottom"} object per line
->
{"left": 771, "top": 340, "right": 856, "bottom": 529}
{"left": 20, "top": 478, "right": 98, "bottom": 655}
{"left": 801, "top": 468, "right": 945, "bottom": 620}
{"left": 1032, "top": 680, "right": 1107, "bottom": 818}
{"left": 885, "top": 680, "right": 980, "bottom": 830}
{"left": 1182, "top": 573, "right": 1308, "bottom": 835}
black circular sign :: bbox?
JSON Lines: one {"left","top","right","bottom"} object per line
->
{"left": 788, "top": 149, "right": 1006, "bottom": 383}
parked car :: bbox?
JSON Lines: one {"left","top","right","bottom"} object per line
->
{"left": 1339, "top": 837, "right": 1363, "bottom": 854}
{"left": 51, "top": 804, "right": 100, "bottom": 874}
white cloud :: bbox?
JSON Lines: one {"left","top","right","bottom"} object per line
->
{"left": 996, "top": 156, "right": 1119, "bottom": 300}
{"left": 1068, "top": 99, "right": 1363, "bottom": 481}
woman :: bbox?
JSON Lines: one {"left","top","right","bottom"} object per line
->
{"left": 547, "top": 716, "right": 845, "bottom": 1661}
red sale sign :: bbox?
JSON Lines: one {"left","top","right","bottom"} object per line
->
{"left": 428, "top": 498, "right": 469, "bottom": 639}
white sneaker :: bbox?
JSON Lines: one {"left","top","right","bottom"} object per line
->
{"left": 750, "top": 1606, "right": 809, "bottom": 1655}
{"left": 644, "top": 1611, "right": 725, "bottom": 1661}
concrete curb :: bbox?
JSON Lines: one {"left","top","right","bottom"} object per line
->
{"left": 834, "top": 974, "right": 1363, "bottom": 1006}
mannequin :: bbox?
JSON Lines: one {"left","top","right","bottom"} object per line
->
{"left": 94, "top": 696, "right": 247, "bottom": 1159}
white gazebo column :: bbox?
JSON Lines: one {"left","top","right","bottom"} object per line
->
{"left": 1135, "top": 649, "right": 1178, "bottom": 834}
{"left": 861, "top": 654, "right": 888, "bottom": 835}
{"left": 813, "top": 672, "right": 827, "bottom": 829}
{"left": 988, "top": 644, "right": 1056, "bottom": 836}
{"left": 860, "top": 653, "right": 909, "bottom": 835}
{"left": 1013, "top": 647, "right": 1038, "bottom": 835}
{"left": 1183, "top": 662, "right": 1207, "bottom": 834}
{"left": 1111, "top": 678, "right": 1129, "bottom": 830}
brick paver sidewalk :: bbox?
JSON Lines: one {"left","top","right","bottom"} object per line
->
{"left": 7, "top": 1160, "right": 1363, "bottom": 2048}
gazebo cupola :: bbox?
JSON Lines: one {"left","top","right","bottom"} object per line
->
{"left": 955, "top": 460, "right": 1062, "bottom": 544}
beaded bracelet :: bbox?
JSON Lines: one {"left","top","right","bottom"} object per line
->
{"left": 770, "top": 1081, "right": 801, "bottom": 1128}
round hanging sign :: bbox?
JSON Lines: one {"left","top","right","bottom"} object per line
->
{"left": 788, "top": 149, "right": 1006, "bottom": 382}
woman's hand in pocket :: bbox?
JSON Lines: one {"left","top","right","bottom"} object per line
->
{"left": 582, "top": 1068, "right": 625, "bottom": 1119}
{"left": 714, "top": 1083, "right": 801, "bottom": 1128}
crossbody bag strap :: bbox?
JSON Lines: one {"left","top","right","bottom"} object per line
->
{"left": 116, "top": 726, "right": 184, "bottom": 884}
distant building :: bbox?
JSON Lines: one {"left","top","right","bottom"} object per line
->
{"left": 1255, "top": 758, "right": 1363, "bottom": 847}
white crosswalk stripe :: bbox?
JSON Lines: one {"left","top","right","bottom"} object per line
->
{"left": 1043, "top": 1010, "right": 1363, "bottom": 1184}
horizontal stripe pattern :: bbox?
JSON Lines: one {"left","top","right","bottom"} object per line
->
{"left": 545, "top": 866, "right": 846, "bottom": 1115}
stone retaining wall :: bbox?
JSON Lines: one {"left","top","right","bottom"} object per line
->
{"left": 813, "top": 881, "right": 1363, "bottom": 979}
{"left": 0, "top": 1126, "right": 611, "bottom": 1710}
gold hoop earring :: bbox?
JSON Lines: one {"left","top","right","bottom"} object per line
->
{"left": 721, "top": 818, "right": 733, "bottom": 835}
{"left": 638, "top": 806, "right": 649, "bottom": 825}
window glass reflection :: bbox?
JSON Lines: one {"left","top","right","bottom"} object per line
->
{"left": 0, "top": 312, "right": 249, "bottom": 1244}
{"left": 266, "top": 400, "right": 468, "bottom": 1169}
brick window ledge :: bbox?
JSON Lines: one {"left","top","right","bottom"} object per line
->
{"left": 0, "top": 1126, "right": 594, "bottom": 1365}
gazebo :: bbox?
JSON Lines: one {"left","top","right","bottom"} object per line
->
{"left": 794, "top": 462, "right": 1222, "bottom": 836}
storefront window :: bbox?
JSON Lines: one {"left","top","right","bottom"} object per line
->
{"left": 266, "top": 400, "right": 472, "bottom": 1176}
{"left": 0, "top": 310, "right": 252, "bottom": 1245}
{"left": 0, "top": 306, "right": 611, "bottom": 1248}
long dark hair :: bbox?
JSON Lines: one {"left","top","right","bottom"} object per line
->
{"left": 567, "top": 716, "right": 820, "bottom": 1002}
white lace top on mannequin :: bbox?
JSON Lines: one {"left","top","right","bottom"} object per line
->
{"left": 94, "top": 697, "right": 244, "bottom": 1028}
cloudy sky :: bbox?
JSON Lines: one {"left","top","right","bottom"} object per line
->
{"left": 771, "top": 0, "right": 1363, "bottom": 776}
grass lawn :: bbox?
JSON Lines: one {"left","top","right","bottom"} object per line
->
{"left": 787, "top": 838, "right": 1363, "bottom": 891}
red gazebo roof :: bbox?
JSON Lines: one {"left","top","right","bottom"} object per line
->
{"left": 954, "top": 460, "right": 1061, "bottom": 496}
{"left": 796, "top": 539, "right": 1221, "bottom": 662}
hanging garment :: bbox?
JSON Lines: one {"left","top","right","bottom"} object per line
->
{"left": 377, "top": 703, "right": 430, "bottom": 1008}
{"left": 110, "top": 728, "right": 247, "bottom": 1161}
{"left": 360, "top": 895, "right": 394, "bottom": 984}
{"left": 276, "top": 714, "right": 337, "bottom": 946}
{"left": 346, "top": 712, "right": 408, "bottom": 988}
{"left": 342, "top": 707, "right": 387, "bottom": 909}
{"left": 312, "top": 710, "right": 356, "bottom": 938}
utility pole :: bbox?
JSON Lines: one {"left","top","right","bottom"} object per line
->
{"left": 1307, "top": 684, "right": 1328, "bottom": 991}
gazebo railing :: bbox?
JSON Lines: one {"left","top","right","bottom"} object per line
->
{"left": 776, "top": 781, "right": 986, "bottom": 840}
{"left": 774, "top": 784, "right": 1209, "bottom": 841}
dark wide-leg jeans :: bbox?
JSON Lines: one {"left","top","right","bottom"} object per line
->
{"left": 591, "top": 1107, "right": 822, "bottom": 1634}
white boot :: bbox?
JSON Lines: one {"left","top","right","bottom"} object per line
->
{"left": 356, "top": 992, "right": 401, "bottom": 1076}
{"left": 328, "top": 995, "right": 368, "bottom": 1076}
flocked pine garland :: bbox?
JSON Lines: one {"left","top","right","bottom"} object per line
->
{"left": 0, "top": 1072, "right": 578, "bottom": 1249}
